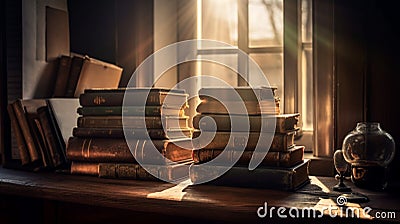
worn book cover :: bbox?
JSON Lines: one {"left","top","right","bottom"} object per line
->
{"left": 77, "top": 105, "right": 185, "bottom": 117}
{"left": 79, "top": 87, "right": 188, "bottom": 108}
{"left": 70, "top": 160, "right": 192, "bottom": 182}
{"left": 196, "top": 99, "right": 279, "bottom": 115}
{"left": 65, "top": 54, "right": 85, "bottom": 97}
{"left": 52, "top": 55, "right": 72, "bottom": 97}
{"left": 198, "top": 86, "right": 277, "bottom": 102}
{"left": 11, "top": 99, "right": 47, "bottom": 165}
{"left": 77, "top": 115, "right": 189, "bottom": 129}
{"left": 73, "top": 56, "right": 123, "bottom": 97}
{"left": 37, "top": 106, "right": 68, "bottom": 169}
{"left": 193, "top": 113, "right": 299, "bottom": 133}
{"left": 6, "top": 103, "right": 30, "bottom": 166}
{"left": 192, "top": 145, "right": 304, "bottom": 167}
{"left": 189, "top": 159, "right": 310, "bottom": 191}
{"left": 192, "top": 131, "right": 296, "bottom": 152}
{"left": 66, "top": 137, "right": 194, "bottom": 164}
{"left": 72, "top": 127, "right": 193, "bottom": 139}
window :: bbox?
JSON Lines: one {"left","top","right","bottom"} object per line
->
{"left": 196, "top": 0, "right": 313, "bottom": 150}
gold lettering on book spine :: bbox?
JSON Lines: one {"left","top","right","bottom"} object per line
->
{"left": 93, "top": 96, "right": 106, "bottom": 105}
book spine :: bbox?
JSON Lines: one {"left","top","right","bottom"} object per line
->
{"left": 193, "top": 146, "right": 304, "bottom": 167}
{"left": 52, "top": 55, "right": 72, "bottom": 97}
{"left": 37, "top": 106, "right": 66, "bottom": 168}
{"left": 70, "top": 161, "right": 99, "bottom": 176}
{"left": 77, "top": 106, "right": 168, "bottom": 116}
{"left": 98, "top": 163, "right": 157, "bottom": 180}
{"left": 77, "top": 116, "right": 186, "bottom": 129}
{"left": 65, "top": 56, "right": 85, "bottom": 97}
{"left": 192, "top": 132, "right": 295, "bottom": 151}
{"left": 33, "top": 118, "right": 52, "bottom": 169}
{"left": 66, "top": 137, "right": 136, "bottom": 163}
{"left": 79, "top": 92, "right": 163, "bottom": 107}
{"left": 72, "top": 127, "right": 191, "bottom": 139}
{"left": 12, "top": 100, "right": 40, "bottom": 163}
{"left": 7, "top": 104, "right": 31, "bottom": 165}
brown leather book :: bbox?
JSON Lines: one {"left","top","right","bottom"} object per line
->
{"left": 76, "top": 115, "right": 189, "bottom": 129}
{"left": 79, "top": 87, "right": 188, "bottom": 107}
{"left": 6, "top": 103, "right": 30, "bottom": 165}
{"left": 52, "top": 55, "right": 72, "bottom": 97}
{"left": 192, "top": 145, "right": 304, "bottom": 167}
{"left": 198, "top": 86, "right": 278, "bottom": 102}
{"left": 193, "top": 113, "right": 300, "bottom": 133}
{"left": 196, "top": 98, "right": 280, "bottom": 115}
{"left": 72, "top": 127, "right": 193, "bottom": 139}
{"left": 66, "top": 137, "right": 194, "bottom": 164}
{"left": 70, "top": 160, "right": 191, "bottom": 182}
{"left": 190, "top": 159, "right": 310, "bottom": 191}
{"left": 192, "top": 131, "right": 296, "bottom": 152}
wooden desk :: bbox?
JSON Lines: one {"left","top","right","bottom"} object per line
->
{"left": 0, "top": 167, "right": 399, "bottom": 224}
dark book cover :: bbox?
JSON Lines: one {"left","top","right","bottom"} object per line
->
{"left": 52, "top": 55, "right": 72, "bottom": 97}
{"left": 37, "top": 105, "right": 67, "bottom": 169}
{"left": 198, "top": 86, "right": 277, "bottom": 102}
{"left": 192, "top": 145, "right": 304, "bottom": 167}
{"left": 66, "top": 137, "right": 194, "bottom": 164}
{"left": 77, "top": 105, "right": 184, "bottom": 117}
{"left": 77, "top": 115, "right": 189, "bottom": 129}
{"left": 6, "top": 103, "right": 30, "bottom": 165}
{"left": 65, "top": 54, "right": 85, "bottom": 97}
{"left": 79, "top": 87, "right": 188, "bottom": 107}
{"left": 189, "top": 159, "right": 310, "bottom": 191}
{"left": 192, "top": 131, "right": 296, "bottom": 152}
{"left": 72, "top": 127, "right": 193, "bottom": 139}
{"left": 193, "top": 113, "right": 300, "bottom": 133}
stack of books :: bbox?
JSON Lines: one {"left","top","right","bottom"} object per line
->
{"left": 190, "top": 86, "right": 310, "bottom": 191}
{"left": 66, "top": 87, "right": 194, "bottom": 182}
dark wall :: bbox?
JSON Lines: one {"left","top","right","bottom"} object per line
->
{"left": 335, "top": 0, "right": 400, "bottom": 182}
{"left": 67, "top": 0, "right": 154, "bottom": 87}
{"left": 68, "top": 0, "right": 116, "bottom": 64}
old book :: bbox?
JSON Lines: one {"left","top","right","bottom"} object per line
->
{"left": 65, "top": 54, "right": 85, "bottom": 97}
{"left": 70, "top": 160, "right": 191, "bottom": 182}
{"left": 66, "top": 137, "right": 193, "bottom": 164}
{"left": 52, "top": 55, "right": 72, "bottom": 97}
{"left": 26, "top": 112, "right": 51, "bottom": 169}
{"left": 74, "top": 56, "right": 123, "bottom": 97}
{"left": 79, "top": 87, "right": 188, "bottom": 108}
{"left": 192, "top": 145, "right": 304, "bottom": 167}
{"left": 198, "top": 86, "right": 278, "bottom": 101}
{"left": 77, "top": 105, "right": 185, "bottom": 117}
{"left": 77, "top": 115, "right": 189, "bottom": 129}
{"left": 196, "top": 99, "right": 279, "bottom": 115}
{"left": 11, "top": 99, "right": 42, "bottom": 163}
{"left": 193, "top": 113, "right": 300, "bottom": 133}
{"left": 72, "top": 127, "right": 193, "bottom": 139}
{"left": 189, "top": 159, "right": 310, "bottom": 191}
{"left": 7, "top": 103, "right": 30, "bottom": 165}
{"left": 192, "top": 131, "right": 296, "bottom": 152}
{"left": 37, "top": 105, "right": 68, "bottom": 169}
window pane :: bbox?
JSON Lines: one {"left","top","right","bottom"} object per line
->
{"left": 300, "top": 49, "right": 313, "bottom": 130}
{"left": 301, "top": 0, "right": 312, "bottom": 42}
{"left": 201, "top": 0, "right": 238, "bottom": 47}
{"left": 249, "top": 53, "right": 283, "bottom": 106}
{"left": 248, "top": 0, "right": 283, "bottom": 48}
{"left": 199, "top": 54, "right": 238, "bottom": 87}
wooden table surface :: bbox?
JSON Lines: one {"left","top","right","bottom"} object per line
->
{"left": 0, "top": 167, "right": 399, "bottom": 223}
